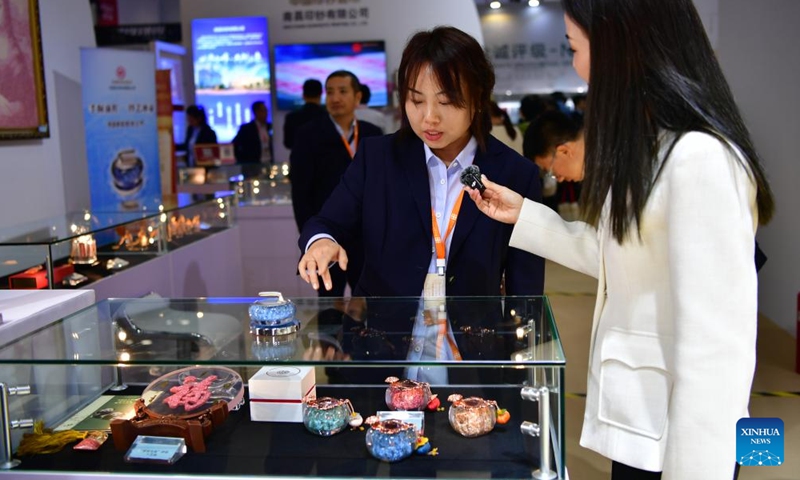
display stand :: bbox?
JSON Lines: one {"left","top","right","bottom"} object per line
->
{"left": 110, "top": 399, "right": 228, "bottom": 453}
{"left": 0, "top": 295, "right": 567, "bottom": 479}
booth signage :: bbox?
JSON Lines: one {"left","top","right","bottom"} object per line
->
{"left": 94, "top": 23, "right": 182, "bottom": 46}
{"left": 81, "top": 48, "right": 161, "bottom": 211}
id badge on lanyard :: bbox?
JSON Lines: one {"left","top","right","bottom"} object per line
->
{"left": 423, "top": 273, "right": 446, "bottom": 311}
{"left": 425, "top": 191, "right": 465, "bottom": 309}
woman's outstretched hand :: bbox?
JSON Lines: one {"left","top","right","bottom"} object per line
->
{"left": 298, "top": 238, "right": 348, "bottom": 291}
{"left": 464, "top": 175, "right": 524, "bottom": 225}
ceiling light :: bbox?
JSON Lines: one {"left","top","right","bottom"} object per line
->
{"left": 490, "top": 1, "right": 502, "bottom": 9}
{"left": 528, "top": 0, "right": 541, "bottom": 6}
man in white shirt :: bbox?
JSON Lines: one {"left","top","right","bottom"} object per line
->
{"left": 355, "top": 84, "right": 388, "bottom": 135}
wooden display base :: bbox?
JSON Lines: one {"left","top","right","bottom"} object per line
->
{"left": 110, "top": 398, "right": 229, "bottom": 453}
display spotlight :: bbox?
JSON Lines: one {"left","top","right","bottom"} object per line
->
{"left": 528, "top": 0, "right": 541, "bottom": 6}
{"left": 489, "top": 1, "right": 502, "bottom": 9}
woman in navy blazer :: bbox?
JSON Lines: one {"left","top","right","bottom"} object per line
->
{"left": 178, "top": 105, "right": 217, "bottom": 166}
{"left": 299, "top": 132, "right": 544, "bottom": 297}
{"left": 298, "top": 27, "right": 544, "bottom": 298}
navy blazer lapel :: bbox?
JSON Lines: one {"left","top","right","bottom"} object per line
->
{"left": 399, "top": 136, "right": 432, "bottom": 236}
{"left": 321, "top": 116, "right": 355, "bottom": 168}
{"left": 449, "top": 139, "right": 503, "bottom": 262}
{"left": 322, "top": 116, "right": 344, "bottom": 144}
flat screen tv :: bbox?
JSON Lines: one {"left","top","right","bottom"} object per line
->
{"left": 191, "top": 16, "right": 271, "bottom": 143}
{"left": 274, "top": 41, "right": 388, "bottom": 111}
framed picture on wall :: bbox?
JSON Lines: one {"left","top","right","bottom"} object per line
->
{"left": 0, "top": 0, "right": 49, "bottom": 140}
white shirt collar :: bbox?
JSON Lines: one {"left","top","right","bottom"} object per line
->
{"left": 330, "top": 115, "right": 356, "bottom": 137}
{"left": 423, "top": 136, "right": 478, "bottom": 170}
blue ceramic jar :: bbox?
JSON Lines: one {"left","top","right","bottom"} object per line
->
{"left": 249, "top": 292, "right": 297, "bottom": 334}
{"left": 302, "top": 397, "right": 353, "bottom": 436}
{"left": 365, "top": 419, "right": 416, "bottom": 462}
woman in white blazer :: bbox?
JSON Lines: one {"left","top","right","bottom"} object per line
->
{"left": 466, "top": 1, "right": 775, "bottom": 479}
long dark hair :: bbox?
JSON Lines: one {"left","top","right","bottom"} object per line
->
{"left": 490, "top": 101, "right": 517, "bottom": 141}
{"left": 398, "top": 26, "right": 494, "bottom": 151}
{"left": 186, "top": 105, "right": 208, "bottom": 126}
{"left": 562, "top": 0, "right": 774, "bottom": 242}
{"left": 519, "top": 94, "right": 558, "bottom": 123}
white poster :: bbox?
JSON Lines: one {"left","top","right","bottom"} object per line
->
{"left": 481, "top": 0, "right": 719, "bottom": 96}
{"left": 480, "top": 4, "right": 586, "bottom": 95}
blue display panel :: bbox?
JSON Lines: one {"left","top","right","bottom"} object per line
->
{"left": 81, "top": 48, "right": 161, "bottom": 211}
{"left": 274, "top": 41, "right": 387, "bottom": 111}
{"left": 191, "top": 17, "right": 271, "bottom": 143}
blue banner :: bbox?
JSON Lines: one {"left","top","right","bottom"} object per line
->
{"left": 82, "top": 48, "right": 161, "bottom": 211}
{"left": 192, "top": 16, "right": 271, "bottom": 143}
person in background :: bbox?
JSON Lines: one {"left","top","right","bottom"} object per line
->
{"left": 355, "top": 84, "right": 386, "bottom": 134}
{"left": 525, "top": 110, "right": 584, "bottom": 184}
{"left": 466, "top": 0, "right": 774, "bottom": 478}
{"left": 297, "top": 26, "right": 544, "bottom": 300}
{"left": 232, "top": 100, "right": 274, "bottom": 167}
{"left": 489, "top": 101, "right": 523, "bottom": 155}
{"left": 572, "top": 93, "right": 587, "bottom": 115}
{"left": 550, "top": 91, "right": 572, "bottom": 114}
{"left": 522, "top": 110, "right": 584, "bottom": 212}
{"left": 290, "top": 70, "right": 383, "bottom": 297}
{"left": 283, "top": 78, "right": 327, "bottom": 150}
{"left": 525, "top": 110, "right": 768, "bottom": 272}
{"left": 517, "top": 94, "right": 558, "bottom": 135}
{"left": 179, "top": 105, "right": 217, "bottom": 166}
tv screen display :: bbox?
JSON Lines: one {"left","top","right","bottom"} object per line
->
{"left": 274, "top": 41, "right": 388, "bottom": 111}
{"left": 191, "top": 16, "right": 271, "bottom": 143}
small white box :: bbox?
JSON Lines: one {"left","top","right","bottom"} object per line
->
{"left": 248, "top": 366, "right": 316, "bottom": 423}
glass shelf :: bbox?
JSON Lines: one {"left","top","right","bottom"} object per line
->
{"left": 0, "top": 295, "right": 566, "bottom": 479}
{"left": 0, "top": 194, "right": 234, "bottom": 291}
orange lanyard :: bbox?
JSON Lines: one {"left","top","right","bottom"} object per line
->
{"left": 431, "top": 190, "right": 465, "bottom": 275}
{"left": 339, "top": 121, "right": 359, "bottom": 159}
{"left": 437, "top": 314, "right": 462, "bottom": 360}
{"left": 423, "top": 309, "right": 463, "bottom": 360}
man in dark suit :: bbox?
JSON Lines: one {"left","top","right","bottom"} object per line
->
{"left": 291, "top": 71, "right": 383, "bottom": 297}
{"left": 283, "top": 79, "right": 327, "bottom": 150}
{"left": 232, "top": 101, "right": 274, "bottom": 167}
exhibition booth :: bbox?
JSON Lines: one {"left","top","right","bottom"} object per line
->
{"left": 1, "top": 0, "right": 796, "bottom": 479}
{"left": 0, "top": 1, "right": 571, "bottom": 478}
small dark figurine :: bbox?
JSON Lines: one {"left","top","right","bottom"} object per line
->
{"left": 460, "top": 165, "right": 486, "bottom": 193}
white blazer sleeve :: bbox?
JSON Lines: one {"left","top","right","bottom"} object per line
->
{"left": 509, "top": 199, "right": 600, "bottom": 278}
{"left": 661, "top": 133, "right": 758, "bottom": 479}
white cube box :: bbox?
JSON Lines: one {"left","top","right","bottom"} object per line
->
{"left": 248, "top": 366, "right": 316, "bottom": 422}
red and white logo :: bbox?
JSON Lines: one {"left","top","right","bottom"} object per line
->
{"left": 116, "top": 66, "right": 126, "bottom": 80}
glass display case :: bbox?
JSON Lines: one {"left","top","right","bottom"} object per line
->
{"left": 234, "top": 162, "right": 291, "bottom": 206}
{"left": 235, "top": 178, "right": 291, "bottom": 207}
{"left": 176, "top": 162, "right": 291, "bottom": 201}
{"left": 0, "top": 295, "right": 566, "bottom": 479}
{"left": 176, "top": 165, "right": 244, "bottom": 196}
{"left": 0, "top": 195, "right": 234, "bottom": 291}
